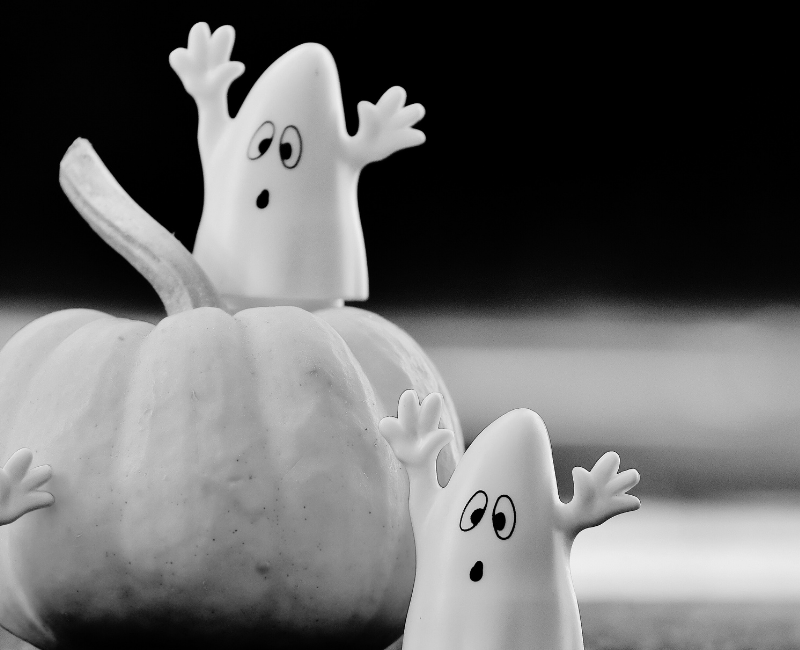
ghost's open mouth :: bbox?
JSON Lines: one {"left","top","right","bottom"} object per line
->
{"left": 469, "top": 560, "right": 483, "bottom": 582}
{"left": 256, "top": 189, "right": 270, "bottom": 209}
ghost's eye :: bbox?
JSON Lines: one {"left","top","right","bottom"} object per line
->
{"left": 460, "top": 490, "right": 488, "bottom": 531}
{"left": 248, "top": 121, "right": 275, "bottom": 160}
{"left": 279, "top": 125, "right": 302, "bottom": 169}
{"left": 492, "top": 495, "right": 516, "bottom": 540}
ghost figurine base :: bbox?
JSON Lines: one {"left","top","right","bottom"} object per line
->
{"left": 380, "top": 390, "right": 640, "bottom": 650}
{"left": 221, "top": 294, "right": 344, "bottom": 314}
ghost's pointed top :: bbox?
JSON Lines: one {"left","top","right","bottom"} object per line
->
{"left": 235, "top": 42, "right": 347, "bottom": 140}
{"left": 467, "top": 409, "right": 551, "bottom": 459}
{"left": 447, "top": 409, "right": 559, "bottom": 502}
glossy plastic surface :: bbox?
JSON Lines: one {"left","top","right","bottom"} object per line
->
{"left": 0, "top": 449, "right": 53, "bottom": 526}
{"left": 170, "top": 23, "right": 426, "bottom": 307}
{"left": 380, "top": 390, "right": 640, "bottom": 650}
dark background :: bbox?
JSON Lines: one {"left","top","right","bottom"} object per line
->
{"left": 1, "top": 7, "right": 796, "bottom": 313}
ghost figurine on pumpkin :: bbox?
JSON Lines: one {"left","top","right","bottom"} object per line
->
{"left": 380, "top": 390, "right": 641, "bottom": 650}
{"left": 170, "top": 22, "right": 425, "bottom": 311}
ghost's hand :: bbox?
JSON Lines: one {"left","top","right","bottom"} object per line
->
{"left": 380, "top": 391, "right": 453, "bottom": 520}
{"left": 169, "top": 22, "right": 244, "bottom": 103}
{"left": 560, "top": 452, "right": 640, "bottom": 538}
{"left": 350, "top": 87, "right": 425, "bottom": 165}
{"left": 380, "top": 390, "right": 453, "bottom": 470}
{"left": 0, "top": 449, "right": 54, "bottom": 526}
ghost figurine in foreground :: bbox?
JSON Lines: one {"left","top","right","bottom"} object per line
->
{"left": 0, "top": 449, "right": 53, "bottom": 526}
{"left": 380, "top": 390, "right": 641, "bottom": 650}
{"left": 170, "top": 23, "right": 426, "bottom": 310}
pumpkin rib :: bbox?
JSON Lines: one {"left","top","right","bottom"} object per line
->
{"left": 0, "top": 545, "right": 57, "bottom": 648}
{"left": 233, "top": 307, "right": 410, "bottom": 637}
{"left": 0, "top": 314, "right": 155, "bottom": 650}
{"left": 0, "top": 310, "right": 115, "bottom": 458}
{"left": 317, "top": 307, "right": 464, "bottom": 486}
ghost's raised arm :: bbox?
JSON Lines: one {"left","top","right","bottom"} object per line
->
{"left": 169, "top": 22, "right": 245, "bottom": 162}
{"left": 0, "top": 449, "right": 54, "bottom": 526}
{"left": 556, "top": 452, "right": 640, "bottom": 541}
{"left": 345, "top": 87, "right": 425, "bottom": 167}
{"left": 379, "top": 390, "right": 454, "bottom": 524}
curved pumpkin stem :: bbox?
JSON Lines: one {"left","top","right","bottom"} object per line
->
{"left": 59, "top": 138, "right": 223, "bottom": 316}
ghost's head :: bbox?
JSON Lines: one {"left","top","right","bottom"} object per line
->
{"left": 432, "top": 409, "right": 560, "bottom": 591}
{"left": 229, "top": 43, "right": 347, "bottom": 217}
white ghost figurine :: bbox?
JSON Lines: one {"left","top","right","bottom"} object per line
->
{"left": 380, "top": 390, "right": 641, "bottom": 650}
{"left": 170, "top": 23, "right": 426, "bottom": 310}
